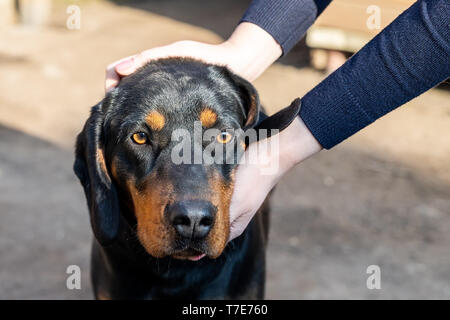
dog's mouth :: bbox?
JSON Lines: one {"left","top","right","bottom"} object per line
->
{"left": 172, "top": 248, "right": 207, "bottom": 261}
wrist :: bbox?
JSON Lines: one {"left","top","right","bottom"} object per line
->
{"left": 253, "top": 115, "right": 321, "bottom": 185}
{"left": 278, "top": 116, "right": 322, "bottom": 171}
{"left": 222, "top": 22, "right": 282, "bottom": 81}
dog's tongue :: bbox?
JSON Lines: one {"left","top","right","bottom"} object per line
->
{"left": 187, "top": 253, "right": 206, "bottom": 261}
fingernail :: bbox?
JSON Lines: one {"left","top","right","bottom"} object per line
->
{"left": 116, "top": 58, "right": 134, "bottom": 73}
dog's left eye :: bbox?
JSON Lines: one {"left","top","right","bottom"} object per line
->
{"left": 216, "top": 131, "right": 233, "bottom": 144}
{"left": 131, "top": 132, "right": 148, "bottom": 145}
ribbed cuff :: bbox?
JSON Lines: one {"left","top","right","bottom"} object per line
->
{"left": 299, "top": 71, "right": 374, "bottom": 149}
{"left": 240, "top": 0, "right": 317, "bottom": 55}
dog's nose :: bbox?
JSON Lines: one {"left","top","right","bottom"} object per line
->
{"left": 168, "top": 200, "right": 216, "bottom": 239}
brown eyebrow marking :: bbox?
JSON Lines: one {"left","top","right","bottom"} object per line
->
{"left": 146, "top": 110, "right": 165, "bottom": 131}
{"left": 200, "top": 108, "right": 217, "bottom": 128}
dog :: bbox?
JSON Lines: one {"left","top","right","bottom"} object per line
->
{"left": 74, "top": 58, "right": 301, "bottom": 299}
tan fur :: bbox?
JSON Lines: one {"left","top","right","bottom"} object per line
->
{"left": 127, "top": 176, "right": 174, "bottom": 258}
{"left": 206, "top": 170, "right": 235, "bottom": 258}
{"left": 146, "top": 110, "right": 165, "bottom": 131}
{"left": 244, "top": 95, "right": 257, "bottom": 127}
{"left": 200, "top": 108, "right": 217, "bottom": 128}
{"left": 96, "top": 148, "right": 110, "bottom": 183}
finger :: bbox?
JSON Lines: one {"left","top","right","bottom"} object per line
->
{"left": 115, "top": 45, "right": 183, "bottom": 76}
{"left": 105, "top": 56, "right": 134, "bottom": 92}
{"left": 228, "top": 197, "right": 252, "bottom": 241}
{"left": 105, "top": 66, "right": 120, "bottom": 92}
{"left": 115, "top": 53, "right": 146, "bottom": 76}
{"left": 228, "top": 217, "right": 246, "bottom": 241}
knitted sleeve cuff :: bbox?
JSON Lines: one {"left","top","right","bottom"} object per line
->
{"left": 240, "top": 0, "right": 318, "bottom": 55}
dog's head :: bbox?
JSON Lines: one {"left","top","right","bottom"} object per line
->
{"left": 74, "top": 58, "right": 300, "bottom": 260}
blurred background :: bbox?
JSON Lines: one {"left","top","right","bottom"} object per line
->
{"left": 0, "top": 0, "right": 449, "bottom": 299}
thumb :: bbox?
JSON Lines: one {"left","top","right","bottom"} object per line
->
{"left": 115, "top": 54, "right": 145, "bottom": 76}
{"left": 229, "top": 215, "right": 247, "bottom": 241}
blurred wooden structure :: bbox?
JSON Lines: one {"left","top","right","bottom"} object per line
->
{"left": 0, "top": 0, "right": 52, "bottom": 28}
{"left": 307, "top": 0, "right": 415, "bottom": 69}
{"left": 0, "top": 0, "right": 16, "bottom": 26}
{"left": 18, "top": 0, "right": 52, "bottom": 27}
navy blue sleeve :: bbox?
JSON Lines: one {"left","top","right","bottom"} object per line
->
{"left": 314, "top": 0, "right": 332, "bottom": 15}
{"left": 240, "top": 0, "right": 332, "bottom": 54}
{"left": 299, "top": 0, "right": 450, "bottom": 149}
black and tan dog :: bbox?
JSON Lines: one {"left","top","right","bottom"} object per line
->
{"left": 74, "top": 58, "right": 300, "bottom": 299}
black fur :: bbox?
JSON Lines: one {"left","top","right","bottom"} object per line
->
{"left": 74, "top": 58, "right": 299, "bottom": 299}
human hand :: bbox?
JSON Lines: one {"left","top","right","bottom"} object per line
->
{"left": 105, "top": 22, "right": 282, "bottom": 91}
{"left": 228, "top": 116, "right": 322, "bottom": 241}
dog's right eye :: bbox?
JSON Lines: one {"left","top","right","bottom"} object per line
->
{"left": 131, "top": 132, "right": 148, "bottom": 145}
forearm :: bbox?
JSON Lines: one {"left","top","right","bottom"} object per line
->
{"left": 264, "top": 0, "right": 448, "bottom": 172}
{"left": 299, "top": 0, "right": 450, "bottom": 149}
{"left": 278, "top": 116, "right": 322, "bottom": 172}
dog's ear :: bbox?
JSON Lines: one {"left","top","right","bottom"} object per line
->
{"left": 74, "top": 102, "right": 120, "bottom": 245}
{"left": 227, "top": 72, "right": 260, "bottom": 130}
{"left": 228, "top": 71, "right": 301, "bottom": 140}
{"left": 254, "top": 98, "right": 302, "bottom": 140}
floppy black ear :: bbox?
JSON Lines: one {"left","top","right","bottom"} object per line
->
{"left": 74, "top": 102, "right": 121, "bottom": 245}
{"left": 227, "top": 72, "right": 260, "bottom": 130}
{"left": 254, "top": 98, "right": 302, "bottom": 140}
{"left": 228, "top": 70, "right": 301, "bottom": 140}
